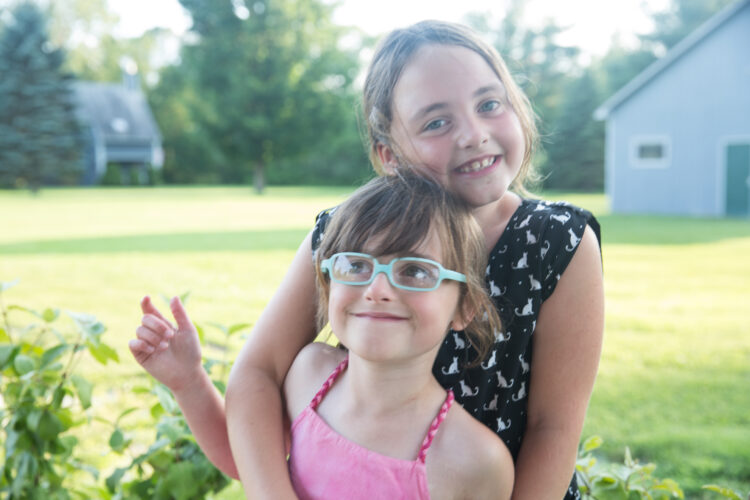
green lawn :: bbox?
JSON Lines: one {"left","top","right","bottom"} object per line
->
{"left": 1, "top": 186, "right": 749, "bottom": 498}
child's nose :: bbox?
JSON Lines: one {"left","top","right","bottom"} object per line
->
{"left": 456, "top": 115, "right": 489, "bottom": 149}
{"left": 364, "top": 271, "right": 396, "bottom": 301}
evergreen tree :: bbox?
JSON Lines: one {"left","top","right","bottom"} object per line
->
{"left": 0, "top": 2, "right": 83, "bottom": 191}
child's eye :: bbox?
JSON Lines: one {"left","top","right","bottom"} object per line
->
{"left": 424, "top": 118, "right": 447, "bottom": 131}
{"left": 402, "top": 264, "right": 430, "bottom": 279}
{"left": 479, "top": 100, "right": 502, "bottom": 113}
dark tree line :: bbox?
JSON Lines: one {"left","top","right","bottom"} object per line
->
{"left": 0, "top": 0, "right": 736, "bottom": 191}
{"left": 0, "top": 2, "right": 83, "bottom": 191}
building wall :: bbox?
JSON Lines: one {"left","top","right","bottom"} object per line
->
{"left": 607, "top": 3, "right": 750, "bottom": 216}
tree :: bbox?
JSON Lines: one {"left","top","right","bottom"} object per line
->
{"left": 175, "top": 0, "right": 363, "bottom": 191}
{"left": 541, "top": 70, "right": 604, "bottom": 191}
{"left": 0, "top": 2, "right": 83, "bottom": 190}
{"left": 643, "top": 0, "right": 736, "bottom": 51}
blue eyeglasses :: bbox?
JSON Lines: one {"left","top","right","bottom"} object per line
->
{"left": 320, "top": 252, "right": 466, "bottom": 292}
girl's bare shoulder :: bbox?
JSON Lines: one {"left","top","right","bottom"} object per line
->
{"left": 283, "top": 342, "right": 346, "bottom": 420}
{"left": 427, "top": 403, "right": 514, "bottom": 500}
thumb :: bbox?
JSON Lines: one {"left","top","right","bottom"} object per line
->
{"left": 170, "top": 296, "right": 193, "bottom": 331}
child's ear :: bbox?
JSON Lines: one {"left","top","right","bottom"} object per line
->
{"left": 450, "top": 301, "right": 476, "bottom": 332}
{"left": 376, "top": 143, "right": 399, "bottom": 175}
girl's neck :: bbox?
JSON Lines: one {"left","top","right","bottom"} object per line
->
{"left": 472, "top": 191, "right": 521, "bottom": 251}
{"left": 338, "top": 354, "right": 444, "bottom": 417}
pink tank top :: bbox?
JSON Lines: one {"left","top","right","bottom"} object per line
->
{"left": 288, "top": 357, "right": 454, "bottom": 500}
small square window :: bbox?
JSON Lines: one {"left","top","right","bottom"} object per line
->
{"left": 638, "top": 144, "right": 663, "bottom": 159}
{"left": 630, "top": 136, "right": 671, "bottom": 169}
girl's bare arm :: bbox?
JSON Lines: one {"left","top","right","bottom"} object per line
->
{"left": 511, "top": 226, "right": 604, "bottom": 499}
{"left": 226, "top": 232, "right": 319, "bottom": 499}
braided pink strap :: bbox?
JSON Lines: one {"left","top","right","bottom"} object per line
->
{"left": 309, "top": 357, "right": 349, "bottom": 410}
{"left": 417, "top": 389, "right": 454, "bottom": 463}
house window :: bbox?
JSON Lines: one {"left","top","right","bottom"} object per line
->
{"left": 630, "top": 136, "right": 671, "bottom": 168}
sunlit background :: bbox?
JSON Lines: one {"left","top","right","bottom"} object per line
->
{"left": 1, "top": 0, "right": 749, "bottom": 498}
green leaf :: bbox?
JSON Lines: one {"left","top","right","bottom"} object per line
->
{"left": 116, "top": 407, "right": 138, "bottom": 424}
{"left": 106, "top": 467, "right": 127, "bottom": 493}
{"left": 67, "top": 311, "right": 107, "bottom": 342}
{"left": 41, "top": 344, "right": 69, "bottom": 367}
{"left": 87, "top": 341, "right": 119, "bottom": 364}
{"left": 38, "top": 410, "right": 64, "bottom": 440}
{"left": 109, "top": 428, "right": 126, "bottom": 451}
{"left": 228, "top": 322, "right": 252, "bottom": 335}
{"left": 0, "top": 278, "right": 20, "bottom": 292}
{"left": 27, "top": 408, "right": 43, "bottom": 430}
{"left": 13, "top": 353, "right": 35, "bottom": 375}
{"left": 0, "top": 326, "right": 10, "bottom": 342}
{"left": 195, "top": 321, "right": 206, "bottom": 343}
{"left": 702, "top": 485, "right": 743, "bottom": 500}
{"left": 583, "top": 435, "right": 604, "bottom": 452}
{"left": 71, "top": 374, "right": 93, "bottom": 409}
{"left": 163, "top": 461, "right": 200, "bottom": 500}
{"left": 42, "top": 308, "right": 60, "bottom": 323}
{"left": 0, "top": 343, "right": 18, "bottom": 368}
{"left": 154, "top": 384, "right": 180, "bottom": 415}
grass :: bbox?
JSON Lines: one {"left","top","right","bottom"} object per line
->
{"left": 1, "top": 185, "right": 749, "bottom": 498}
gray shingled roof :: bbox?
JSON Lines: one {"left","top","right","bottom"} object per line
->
{"left": 72, "top": 81, "right": 162, "bottom": 145}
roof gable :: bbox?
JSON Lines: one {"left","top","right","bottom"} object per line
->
{"left": 73, "top": 81, "right": 162, "bottom": 141}
{"left": 594, "top": 0, "right": 750, "bottom": 120}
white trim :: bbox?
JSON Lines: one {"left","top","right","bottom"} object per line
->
{"left": 606, "top": 119, "right": 616, "bottom": 210}
{"left": 629, "top": 135, "right": 672, "bottom": 169}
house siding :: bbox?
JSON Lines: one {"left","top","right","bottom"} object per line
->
{"left": 606, "top": 2, "right": 750, "bottom": 216}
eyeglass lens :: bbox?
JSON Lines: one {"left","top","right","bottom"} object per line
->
{"left": 331, "top": 254, "right": 440, "bottom": 289}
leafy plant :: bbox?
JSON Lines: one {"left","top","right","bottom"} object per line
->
{"left": 577, "top": 436, "right": 750, "bottom": 500}
{"left": 103, "top": 299, "right": 249, "bottom": 499}
{"left": 1, "top": 281, "right": 241, "bottom": 499}
{"left": 0, "top": 279, "right": 118, "bottom": 498}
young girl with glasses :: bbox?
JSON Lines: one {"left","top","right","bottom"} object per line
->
{"left": 131, "top": 172, "right": 514, "bottom": 499}
{"left": 131, "top": 19, "right": 604, "bottom": 499}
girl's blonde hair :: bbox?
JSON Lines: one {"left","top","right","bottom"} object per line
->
{"left": 315, "top": 169, "right": 502, "bottom": 364}
{"left": 362, "top": 20, "right": 540, "bottom": 194}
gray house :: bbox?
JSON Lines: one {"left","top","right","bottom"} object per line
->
{"left": 72, "top": 73, "right": 163, "bottom": 185}
{"left": 594, "top": 0, "right": 750, "bottom": 217}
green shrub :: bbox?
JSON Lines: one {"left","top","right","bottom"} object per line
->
{"left": 577, "top": 436, "right": 749, "bottom": 500}
{"left": 0, "top": 280, "right": 232, "bottom": 499}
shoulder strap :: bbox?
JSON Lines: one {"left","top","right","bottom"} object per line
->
{"left": 417, "top": 389, "right": 455, "bottom": 463}
{"left": 309, "top": 356, "right": 348, "bottom": 410}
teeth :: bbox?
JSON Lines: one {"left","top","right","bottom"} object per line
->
{"left": 458, "top": 156, "right": 496, "bottom": 173}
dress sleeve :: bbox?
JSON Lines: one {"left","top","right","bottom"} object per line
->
{"left": 539, "top": 203, "right": 601, "bottom": 302}
{"left": 311, "top": 207, "right": 336, "bottom": 256}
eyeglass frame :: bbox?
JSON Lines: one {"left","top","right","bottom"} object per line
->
{"left": 319, "top": 252, "right": 467, "bottom": 292}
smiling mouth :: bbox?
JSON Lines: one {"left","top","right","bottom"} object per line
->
{"left": 354, "top": 312, "right": 407, "bottom": 321}
{"left": 456, "top": 155, "right": 498, "bottom": 174}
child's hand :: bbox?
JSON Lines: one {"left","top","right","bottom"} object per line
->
{"left": 129, "top": 295, "right": 203, "bottom": 393}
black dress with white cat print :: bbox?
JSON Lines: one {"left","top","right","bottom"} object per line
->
{"left": 311, "top": 198, "right": 601, "bottom": 500}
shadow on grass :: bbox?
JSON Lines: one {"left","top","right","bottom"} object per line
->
{"left": 597, "top": 214, "right": 750, "bottom": 245}
{"left": 0, "top": 229, "right": 310, "bottom": 254}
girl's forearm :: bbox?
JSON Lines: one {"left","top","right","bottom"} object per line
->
{"left": 226, "top": 367, "right": 299, "bottom": 500}
{"left": 172, "top": 369, "right": 239, "bottom": 479}
{"left": 510, "top": 426, "right": 579, "bottom": 500}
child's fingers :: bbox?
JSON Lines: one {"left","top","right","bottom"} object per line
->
{"left": 136, "top": 325, "right": 169, "bottom": 348}
{"left": 128, "top": 338, "right": 154, "bottom": 357}
{"left": 141, "top": 313, "right": 175, "bottom": 340}
{"left": 170, "top": 296, "right": 193, "bottom": 331}
{"left": 140, "top": 296, "right": 172, "bottom": 325}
